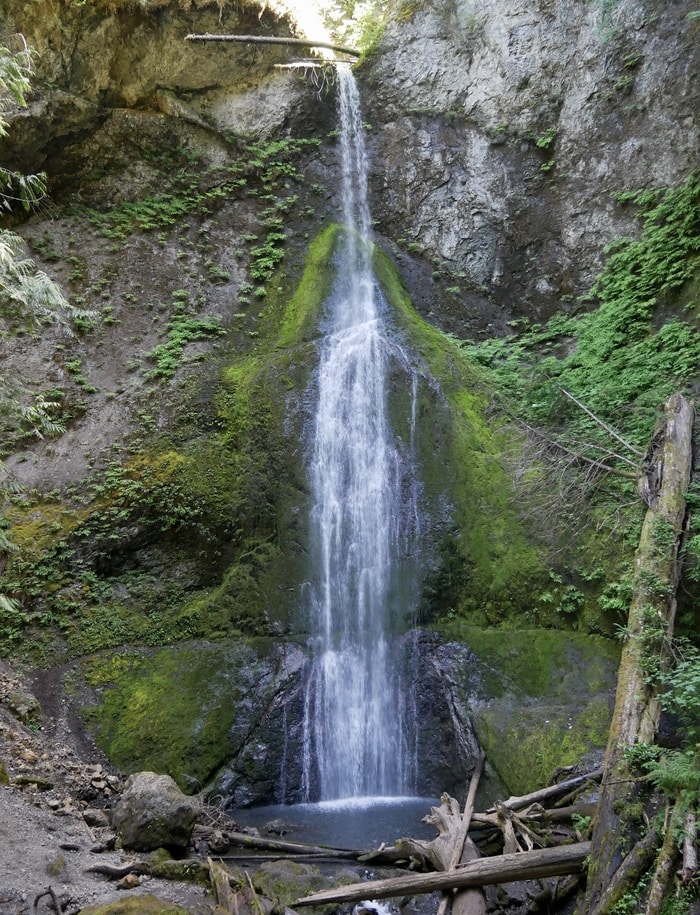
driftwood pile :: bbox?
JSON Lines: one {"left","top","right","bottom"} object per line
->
{"left": 138, "top": 757, "right": 599, "bottom": 915}
{"left": 293, "top": 759, "right": 599, "bottom": 910}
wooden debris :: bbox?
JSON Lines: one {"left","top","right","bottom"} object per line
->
{"left": 293, "top": 842, "right": 592, "bottom": 906}
{"left": 583, "top": 393, "right": 694, "bottom": 913}
{"left": 208, "top": 857, "right": 239, "bottom": 913}
{"left": 435, "top": 751, "right": 487, "bottom": 915}
{"left": 226, "top": 831, "right": 355, "bottom": 857}
{"left": 185, "top": 34, "right": 360, "bottom": 58}
{"left": 486, "top": 767, "right": 603, "bottom": 813}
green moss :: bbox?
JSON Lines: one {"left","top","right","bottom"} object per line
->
{"left": 373, "top": 246, "right": 550, "bottom": 619}
{"left": 252, "top": 860, "right": 327, "bottom": 910}
{"left": 78, "top": 895, "right": 189, "bottom": 915}
{"left": 442, "top": 626, "right": 618, "bottom": 794}
{"left": 442, "top": 624, "right": 620, "bottom": 696}
{"left": 275, "top": 224, "right": 339, "bottom": 348}
{"left": 78, "top": 643, "right": 254, "bottom": 790}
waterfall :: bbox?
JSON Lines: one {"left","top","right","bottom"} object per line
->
{"left": 302, "top": 66, "right": 418, "bottom": 801}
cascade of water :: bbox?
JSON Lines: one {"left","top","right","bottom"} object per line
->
{"left": 302, "top": 66, "right": 417, "bottom": 801}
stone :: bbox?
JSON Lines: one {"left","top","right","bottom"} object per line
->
{"left": 116, "top": 873, "right": 141, "bottom": 890}
{"left": 111, "top": 772, "right": 200, "bottom": 852}
{"left": 78, "top": 895, "right": 189, "bottom": 915}
{"left": 252, "top": 860, "right": 328, "bottom": 911}
{"left": 83, "top": 807, "right": 110, "bottom": 828}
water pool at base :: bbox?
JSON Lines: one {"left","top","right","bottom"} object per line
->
{"left": 230, "top": 796, "right": 441, "bottom": 851}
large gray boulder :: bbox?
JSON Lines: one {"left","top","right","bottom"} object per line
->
{"left": 112, "top": 772, "right": 199, "bottom": 851}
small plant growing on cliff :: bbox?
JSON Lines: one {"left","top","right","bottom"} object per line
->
{"left": 535, "top": 127, "right": 557, "bottom": 151}
{"left": 145, "top": 315, "right": 225, "bottom": 381}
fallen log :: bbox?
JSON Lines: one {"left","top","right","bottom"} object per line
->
{"left": 487, "top": 768, "right": 603, "bottom": 813}
{"left": 208, "top": 857, "right": 238, "bottom": 913}
{"left": 227, "top": 830, "right": 354, "bottom": 857}
{"left": 185, "top": 33, "right": 360, "bottom": 58}
{"left": 293, "top": 841, "right": 591, "bottom": 906}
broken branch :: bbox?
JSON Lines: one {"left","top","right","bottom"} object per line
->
{"left": 185, "top": 34, "right": 360, "bottom": 58}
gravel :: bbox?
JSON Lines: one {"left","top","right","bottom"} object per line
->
{"left": 0, "top": 661, "right": 210, "bottom": 915}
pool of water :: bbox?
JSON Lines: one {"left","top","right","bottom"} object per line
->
{"left": 230, "top": 796, "right": 441, "bottom": 851}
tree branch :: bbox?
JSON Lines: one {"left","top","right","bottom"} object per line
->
{"left": 185, "top": 34, "right": 361, "bottom": 58}
{"left": 559, "top": 388, "right": 644, "bottom": 457}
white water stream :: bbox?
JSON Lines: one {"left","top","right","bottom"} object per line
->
{"left": 301, "top": 67, "right": 418, "bottom": 801}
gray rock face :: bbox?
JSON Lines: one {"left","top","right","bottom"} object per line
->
{"left": 111, "top": 772, "right": 200, "bottom": 851}
{"left": 0, "top": 0, "right": 312, "bottom": 180}
{"left": 364, "top": 0, "right": 699, "bottom": 323}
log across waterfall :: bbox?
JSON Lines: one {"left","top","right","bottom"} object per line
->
{"left": 300, "top": 65, "right": 421, "bottom": 801}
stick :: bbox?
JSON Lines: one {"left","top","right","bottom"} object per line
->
{"left": 487, "top": 768, "right": 603, "bottom": 813}
{"left": 185, "top": 34, "right": 361, "bottom": 58}
{"left": 227, "top": 830, "right": 355, "bottom": 856}
{"left": 435, "top": 752, "right": 488, "bottom": 915}
{"left": 293, "top": 842, "right": 592, "bottom": 906}
{"left": 559, "top": 387, "right": 644, "bottom": 457}
{"left": 450, "top": 751, "right": 487, "bottom": 869}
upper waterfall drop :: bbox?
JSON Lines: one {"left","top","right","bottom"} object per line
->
{"left": 301, "top": 65, "right": 420, "bottom": 802}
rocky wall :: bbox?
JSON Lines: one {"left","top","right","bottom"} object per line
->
{"left": 363, "top": 0, "right": 699, "bottom": 324}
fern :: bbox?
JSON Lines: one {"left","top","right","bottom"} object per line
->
{"left": 463, "top": 170, "right": 700, "bottom": 452}
{"left": 644, "top": 750, "right": 700, "bottom": 805}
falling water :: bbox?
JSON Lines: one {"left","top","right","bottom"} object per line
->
{"left": 302, "top": 66, "right": 418, "bottom": 801}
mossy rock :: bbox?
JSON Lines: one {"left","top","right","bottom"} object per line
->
{"left": 78, "top": 895, "right": 189, "bottom": 915}
{"left": 440, "top": 625, "right": 619, "bottom": 795}
{"left": 252, "top": 860, "right": 327, "bottom": 909}
{"left": 76, "top": 642, "right": 258, "bottom": 790}
{"left": 373, "top": 245, "right": 551, "bottom": 618}
{"left": 0, "top": 758, "right": 9, "bottom": 786}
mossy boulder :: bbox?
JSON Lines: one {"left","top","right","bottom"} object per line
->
{"left": 78, "top": 895, "right": 189, "bottom": 915}
{"left": 252, "top": 860, "right": 327, "bottom": 910}
{"left": 441, "top": 624, "right": 619, "bottom": 795}
{"left": 76, "top": 640, "right": 307, "bottom": 801}
{"left": 112, "top": 772, "right": 200, "bottom": 851}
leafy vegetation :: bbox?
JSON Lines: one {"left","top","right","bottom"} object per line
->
{"left": 0, "top": 42, "right": 46, "bottom": 212}
{"left": 463, "top": 170, "right": 700, "bottom": 451}
{"left": 0, "top": 40, "right": 94, "bottom": 616}
{"left": 458, "top": 172, "right": 699, "bottom": 600}
{"left": 146, "top": 314, "right": 225, "bottom": 380}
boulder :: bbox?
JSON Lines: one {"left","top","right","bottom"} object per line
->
{"left": 111, "top": 772, "right": 200, "bottom": 851}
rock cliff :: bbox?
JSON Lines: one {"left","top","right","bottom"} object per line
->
{"left": 364, "top": 0, "right": 698, "bottom": 325}
{"left": 0, "top": 0, "right": 697, "bottom": 806}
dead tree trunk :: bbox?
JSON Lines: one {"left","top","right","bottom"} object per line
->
{"left": 436, "top": 752, "right": 487, "bottom": 915}
{"left": 581, "top": 392, "right": 694, "bottom": 914}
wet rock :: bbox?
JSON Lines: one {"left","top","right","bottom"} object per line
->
{"left": 252, "top": 860, "right": 328, "bottom": 911}
{"left": 111, "top": 772, "right": 200, "bottom": 851}
{"left": 78, "top": 895, "right": 189, "bottom": 915}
